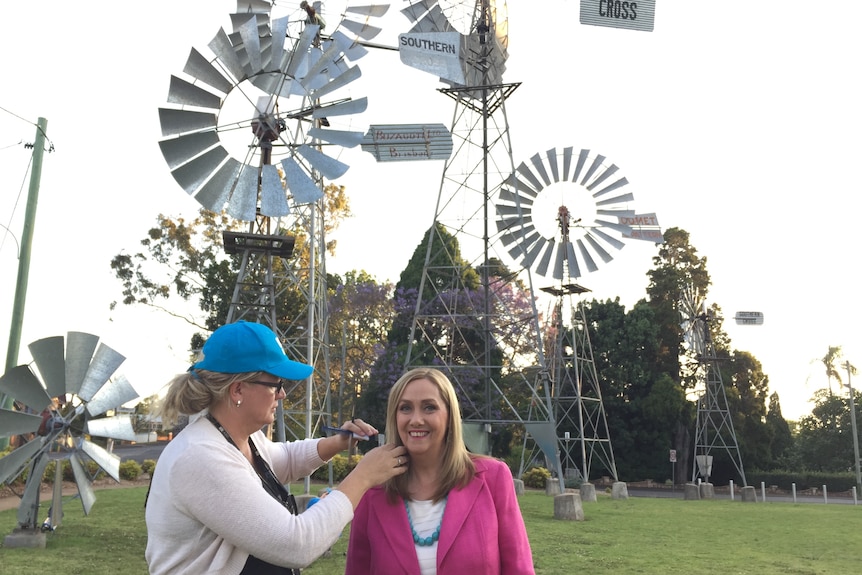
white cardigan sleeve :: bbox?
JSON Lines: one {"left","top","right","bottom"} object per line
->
{"left": 168, "top": 428, "right": 353, "bottom": 569}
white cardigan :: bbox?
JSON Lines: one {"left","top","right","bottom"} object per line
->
{"left": 145, "top": 416, "right": 353, "bottom": 574}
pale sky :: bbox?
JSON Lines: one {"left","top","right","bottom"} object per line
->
{"left": 2, "top": 1, "right": 860, "bottom": 420}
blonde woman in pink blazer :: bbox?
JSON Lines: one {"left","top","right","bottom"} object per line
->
{"left": 346, "top": 368, "right": 535, "bottom": 575}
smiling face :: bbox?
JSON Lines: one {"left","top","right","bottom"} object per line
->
{"left": 396, "top": 377, "right": 450, "bottom": 460}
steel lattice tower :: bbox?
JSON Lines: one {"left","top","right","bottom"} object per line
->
{"left": 402, "top": 30, "right": 567, "bottom": 484}
{"left": 687, "top": 307, "right": 746, "bottom": 486}
{"left": 542, "top": 284, "right": 618, "bottom": 483}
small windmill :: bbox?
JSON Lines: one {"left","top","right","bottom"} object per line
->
{"left": 679, "top": 284, "right": 747, "bottom": 486}
{"left": 0, "top": 332, "right": 138, "bottom": 546}
{"left": 496, "top": 146, "right": 663, "bottom": 483}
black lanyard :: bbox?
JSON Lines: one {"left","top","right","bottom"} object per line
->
{"left": 205, "top": 413, "right": 298, "bottom": 515}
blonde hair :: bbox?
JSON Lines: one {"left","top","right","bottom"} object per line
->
{"left": 158, "top": 369, "right": 266, "bottom": 427}
{"left": 383, "top": 368, "right": 475, "bottom": 503}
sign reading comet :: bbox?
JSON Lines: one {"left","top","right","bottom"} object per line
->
{"left": 398, "top": 32, "right": 465, "bottom": 85}
{"left": 618, "top": 213, "right": 664, "bottom": 243}
{"left": 361, "top": 124, "right": 453, "bottom": 162}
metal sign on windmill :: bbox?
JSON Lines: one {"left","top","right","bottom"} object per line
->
{"left": 580, "top": 0, "right": 657, "bottom": 32}
{"left": 734, "top": 311, "right": 764, "bottom": 326}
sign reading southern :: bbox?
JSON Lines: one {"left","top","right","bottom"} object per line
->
{"left": 398, "top": 32, "right": 465, "bottom": 85}
{"left": 361, "top": 124, "right": 453, "bottom": 162}
{"left": 580, "top": 0, "right": 656, "bottom": 32}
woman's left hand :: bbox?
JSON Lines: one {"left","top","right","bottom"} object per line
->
{"left": 318, "top": 419, "right": 379, "bottom": 459}
{"left": 344, "top": 418, "right": 378, "bottom": 443}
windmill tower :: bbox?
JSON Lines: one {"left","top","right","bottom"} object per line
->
{"left": 397, "top": 1, "right": 662, "bottom": 485}
{"left": 157, "top": 1, "right": 390, "bottom": 443}
{"left": 397, "top": 1, "right": 565, "bottom": 477}
{"left": 680, "top": 285, "right": 747, "bottom": 486}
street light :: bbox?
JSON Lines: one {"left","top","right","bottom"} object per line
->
{"left": 842, "top": 361, "right": 861, "bottom": 495}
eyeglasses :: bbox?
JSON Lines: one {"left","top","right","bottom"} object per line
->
{"left": 247, "top": 379, "right": 285, "bottom": 394}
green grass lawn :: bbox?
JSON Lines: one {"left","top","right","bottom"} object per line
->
{"left": 1, "top": 487, "right": 861, "bottom": 574}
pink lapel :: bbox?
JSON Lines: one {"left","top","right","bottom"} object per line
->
{"left": 435, "top": 471, "right": 484, "bottom": 565}
{"left": 367, "top": 491, "right": 421, "bottom": 573}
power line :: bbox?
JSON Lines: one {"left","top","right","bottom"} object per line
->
{"left": 0, "top": 105, "right": 54, "bottom": 151}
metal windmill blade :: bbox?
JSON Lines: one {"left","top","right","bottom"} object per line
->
{"left": 400, "top": 0, "right": 509, "bottom": 94}
{"left": 289, "top": 2, "right": 391, "bottom": 62}
{"left": 335, "top": 3, "right": 391, "bottom": 59}
{"left": 158, "top": 7, "right": 372, "bottom": 221}
{"left": 494, "top": 147, "right": 645, "bottom": 282}
{"left": 0, "top": 332, "right": 138, "bottom": 538}
{"left": 679, "top": 283, "right": 708, "bottom": 358}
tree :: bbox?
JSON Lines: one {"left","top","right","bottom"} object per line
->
{"left": 326, "top": 270, "right": 395, "bottom": 424}
{"left": 643, "top": 227, "right": 712, "bottom": 481}
{"left": 794, "top": 389, "right": 855, "bottom": 472}
{"left": 585, "top": 297, "right": 691, "bottom": 482}
{"left": 109, "top": 209, "right": 241, "bottom": 331}
{"left": 766, "top": 392, "right": 795, "bottom": 467}
{"left": 639, "top": 227, "right": 778, "bottom": 483}
{"left": 396, "top": 222, "right": 480, "bottom": 293}
{"left": 723, "top": 350, "right": 773, "bottom": 470}
{"left": 361, "top": 226, "right": 538, "bottom": 430}
{"left": 820, "top": 345, "right": 844, "bottom": 397}
{"left": 645, "top": 227, "right": 710, "bottom": 387}
{"left": 110, "top": 185, "right": 351, "bottom": 339}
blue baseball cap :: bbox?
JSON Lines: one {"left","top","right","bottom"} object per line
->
{"left": 192, "top": 321, "right": 313, "bottom": 380}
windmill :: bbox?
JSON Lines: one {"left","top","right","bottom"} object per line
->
{"left": 0, "top": 332, "right": 138, "bottom": 546}
{"left": 395, "top": 0, "right": 572, "bottom": 488}
{"left": 679, "top": 283, "right": 747, "bottom": 486}
{"left": 496, "top": 147, "right": 662, "bottom": 483}
{"left": 157, "top": 1, "right": 389, "bottom": 445}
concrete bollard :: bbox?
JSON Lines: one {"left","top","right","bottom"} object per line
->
{"left": 611, "top": 481, "right": 629, "bottom": 500}
{"left": 554, "top": 493, "right": 584, "bottom": 521}
{"left": 699, "top": 482, "right": 715, "bottom": 499}
{"left": 741, "top": 486, "right": 757, "bottom": 502}
{"left": 545, "top": 477, "right": 562, "bottom": 496}
{"left": 580, "top": 482, "right": 597, "bottom": 502}
{"left": 513, "top": 478, "right": 525, "bottom": 495}
{"left": 684, "top": 482, "right": 700, "bottom": 500}
{"left": 3, "top": 528, "right": 47, "bottom": 549}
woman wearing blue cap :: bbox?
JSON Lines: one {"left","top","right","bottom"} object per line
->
{"left": 145, "top": 321, "right": 409, "bottom": 575}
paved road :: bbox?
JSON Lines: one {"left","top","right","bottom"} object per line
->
{"left": 113, "top": 442, "right": 168, "bottom": 464}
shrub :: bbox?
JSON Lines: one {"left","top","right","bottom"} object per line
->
{"left": 564, "top": 475, "right": 583, "bottom": 490}
{"left": 86, "top": 459, "right": 106, "bottom": 480}
{"left": 141, "top": 459, "right": 157, "bottom": 476}
{"left": 42, "top": 460, "right": 57, "bottom": 482}
{"left": 747, "top": 469, "right": 858, "bottom": 493}
{"left": 521, "top": 466, "right": 551, "bottom": 489}
{"left": 312, "top": 454, "right": 362, "bottom": 482}
{"left": 63, "top": 460, "right": 76, "bottom": 481}
{"left": 119, "top": 460, "right": 143, "bottom": 481}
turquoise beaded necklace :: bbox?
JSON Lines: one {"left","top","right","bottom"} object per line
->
{"left": 404, "top": 496, "right": 448, "bottom": 546}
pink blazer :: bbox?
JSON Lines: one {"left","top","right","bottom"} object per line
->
{"left": 346, "top": 457, "right": 535, "bottom": 574}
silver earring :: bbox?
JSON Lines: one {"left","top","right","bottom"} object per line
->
{"left": 236, "top": 400, "right": 242, "bottom": 407}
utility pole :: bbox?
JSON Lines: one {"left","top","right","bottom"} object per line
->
{"left": 4, "top": 117, "right": 48, "bottom": 373}
{"left": 843, "top": 361, "right": 861, "bottom": 495}
{"left": 1, "top": 117, "right": 48, "bottom": 450}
